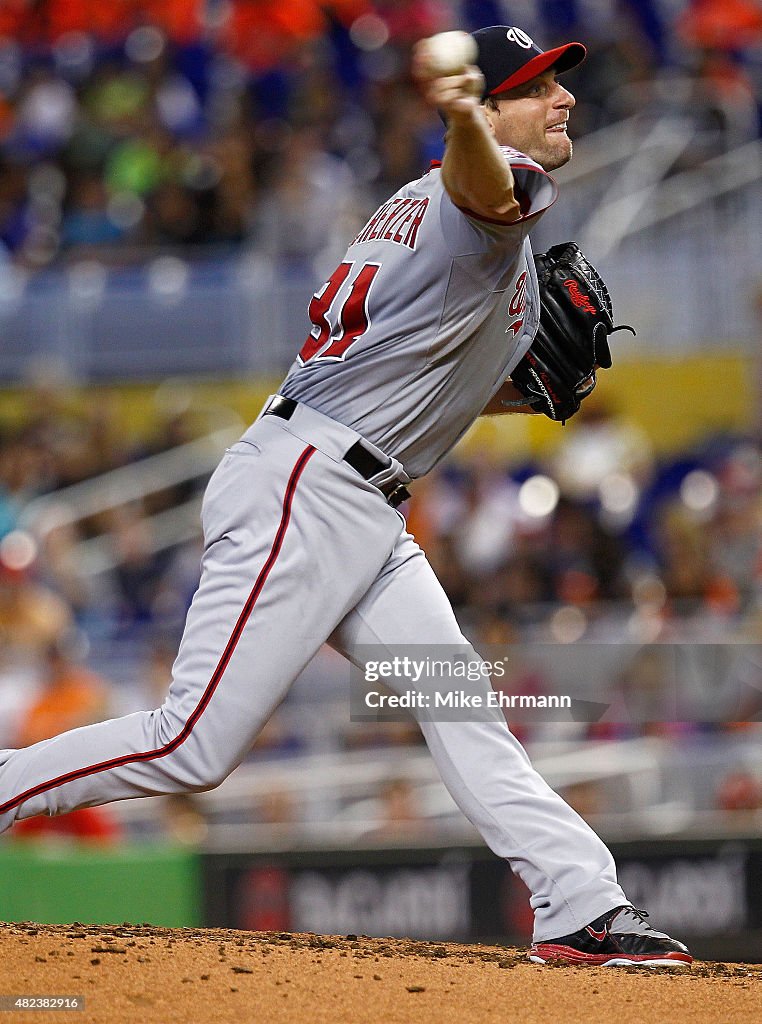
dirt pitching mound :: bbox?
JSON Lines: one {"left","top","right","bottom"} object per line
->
{"left": 1, "top": 922, "right": 759, "bottom": 1023}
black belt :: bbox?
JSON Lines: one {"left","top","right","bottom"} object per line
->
{"left": 264, "top": 395, "right": 411, "bottom": 508}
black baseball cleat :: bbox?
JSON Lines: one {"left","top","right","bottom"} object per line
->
{"left": 529, "top": 905, "right": 693, "bottom": 967}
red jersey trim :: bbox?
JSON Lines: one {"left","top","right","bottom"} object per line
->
{"left": 453, "top": 177, "right": 557, "bottom": 224}
{"left": 429, "top": 156, "right": 555, "bottom": 222}
{"left": 453, "top": 197, "right": 557, "bottom": 225}
{"left": 428, "top": 158, "right": 550, "bottom": 177}
{"left": 0, "top": 444, "right": 318, "bottom": 817}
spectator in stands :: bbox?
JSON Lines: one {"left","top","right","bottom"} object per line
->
{"left": 710, "top": 444, "right": 762, "bottom": 613}
{"left": 159, "top": 792, "right": 208, "bottom": 845}
{"left": 559, "top": 778, "right": 609, "bottom": 819}
{"left": 10, "top": 64, "right": 77, "bottom": 161}
{"left": 60, "top": 173, "right": 125, "bottom": 248}
{"left": 360, "top": 776, "right": 433, "bottom": 841}
{"left": 0, "top": 427, "right": 55, "bottom": 507}
{"left": 546, "top": 497, "right": 626, "bottom": 604}
{"left": 0, "top": 534, "right": 72, "bottom": 662}
{"left": 654, "top": 500, "right": 717, "bottom": 609}
{"left": 589, "top": 645, "right": 701, "bottom": 740}
{"left": 10, "top": 631, "right": 121, "bottom": 843}
{"left": 676, "top": 0, "right": 762, "bottom": 53}
{"left": 370, "top": 84, "right": 432, "bottom": 199}
{"left": 255, "top": 788, "right": 298, "bottom": 829}
{"left": 714, "top": 768, "right": 762, "bottom": 812}
{"left": 106, "top": 501, "right": 167, "bottom": 628}
{"left": 15, "top": 631, "right": 111, "bottom": 747}
{"left": 251, "top": 123, "right": 365, "bottom": 276}
{"left": 548, "top": 396, "right": 654, "bottom": 503}
{"left": 675, "top": 0, "right": 762, "bottom": 154}
{"left": 0, "top": 0, "right": 756, "bottom": 273}
{"left": 0, "top": 433, "right": 21, "bottom": 538}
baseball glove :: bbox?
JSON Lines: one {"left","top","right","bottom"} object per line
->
{"left": 509, "top": 241, "right": 635, "bottom": 423}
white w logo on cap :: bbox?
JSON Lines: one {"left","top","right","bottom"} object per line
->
{"left": 506, "top": 27, "right": 533, "bottom": 48}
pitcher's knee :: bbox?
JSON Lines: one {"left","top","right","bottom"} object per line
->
{"left": 151, "top": 704, "right": 248, "bottom": 793}
{"left": 190, "top": 757, "right": 237, "bottom": 792}
{"left": 153, "top": 745, "right": 235, "bottom": 794}
{"left": 158, "top": 734, "right": 238, "bottom": 791}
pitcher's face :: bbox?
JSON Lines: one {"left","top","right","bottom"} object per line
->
{"left": 485, "top": 69, "right": 576, "bottom": 171}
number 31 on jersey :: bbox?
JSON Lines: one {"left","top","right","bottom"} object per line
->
{"left": 298, "top": 261, "right": 380, "bottom": 365}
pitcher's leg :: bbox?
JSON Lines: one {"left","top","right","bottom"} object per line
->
{"left": 0, "top": 432, "right": 403, "bottom": 833}
{"left": 331, "top": 531, "right": 627, "bottom": 942}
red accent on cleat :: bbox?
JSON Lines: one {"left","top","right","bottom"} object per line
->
{"left": 530, "top": 943, "right": 693, "bottom": 966}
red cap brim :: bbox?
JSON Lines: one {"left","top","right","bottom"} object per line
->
{"left": 488, "top": 42, "right": 586, "bottom": 95}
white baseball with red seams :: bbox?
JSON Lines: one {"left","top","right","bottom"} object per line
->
{"left": 421, "top": 30, "right": 479, "bottom": 76}
{"left": 0, "top": 87, "right": 631, "bottom": 944}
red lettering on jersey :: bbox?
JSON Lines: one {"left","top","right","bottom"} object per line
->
{"left": 299, "top": 262, "right": 353, "bottom": 363}
{"left": 353, "top": 200, "right": 393, "bottom": 245}
{"left": 372, "top": 199, "right": 410, "bottom": 242}
{"left": 563, "top": 279, "right": 597, "bottom": 314}
{"left": 393, "top": 208, "right": 414, "bottom": 243}
{"left": 384, "top": 199, "right": 412, "bottom": 240}
{"left": 320, "top": 262, "right": 380, "bottom": 359}
{"left": 374, "top": 198, "right": 405, "bottom": 240}
{"left": 402, "top": 197, "right": 429, "bottom": 249}
{"left": 298, "top": 261, "right": 380, "bottom": 364}
{"left": 391, "top": 200, "right": 413, "bottom": 242}
{"left": 505, "top": 271, "right": 527, "bottom": 337}
{"left": 351, "top": 197, "right": 428, "bottom": 250}
{"left": 367, "top": 201, "right": 395, "bottom": 242}
{"left": 509, "top": 272, "right": 527, "bottom": 317}
{"left": 378, "top": 199, "right": 401, "bottom": 239}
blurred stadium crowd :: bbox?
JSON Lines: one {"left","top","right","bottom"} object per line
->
{"left": 0, "top": 0, "right": 759, "bottom": 271}
{"left": 1, "top": 0, "right": 762, "bottom": 842}
{"left": 2, "top": 377, "right": 762, "bottom": 647}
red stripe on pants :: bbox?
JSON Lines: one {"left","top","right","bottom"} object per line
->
{"left": 0, "top": 444, "right": 317, "bottom": 815}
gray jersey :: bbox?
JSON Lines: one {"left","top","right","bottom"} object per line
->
{"left": 280, "top": 148, "right": 557, "bottom": 478}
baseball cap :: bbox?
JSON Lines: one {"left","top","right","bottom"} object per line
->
{"left": 473, "top": 25, "right": 586, "bottom": 99}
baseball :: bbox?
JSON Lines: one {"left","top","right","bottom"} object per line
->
{"left": 422, "top": 30, "right": 479, "bottom": 77}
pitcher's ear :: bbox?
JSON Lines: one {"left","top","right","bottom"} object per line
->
{"left": 482, "top": 102, "right": 499, "bottom": 136}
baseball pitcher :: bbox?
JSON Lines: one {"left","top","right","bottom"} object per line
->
{"left": 0, "top": 26, "right": 690, "bottom": 967}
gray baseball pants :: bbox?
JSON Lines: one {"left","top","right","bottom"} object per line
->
{"left": 0, "top": 401, "right": 627, "bottom": 940}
